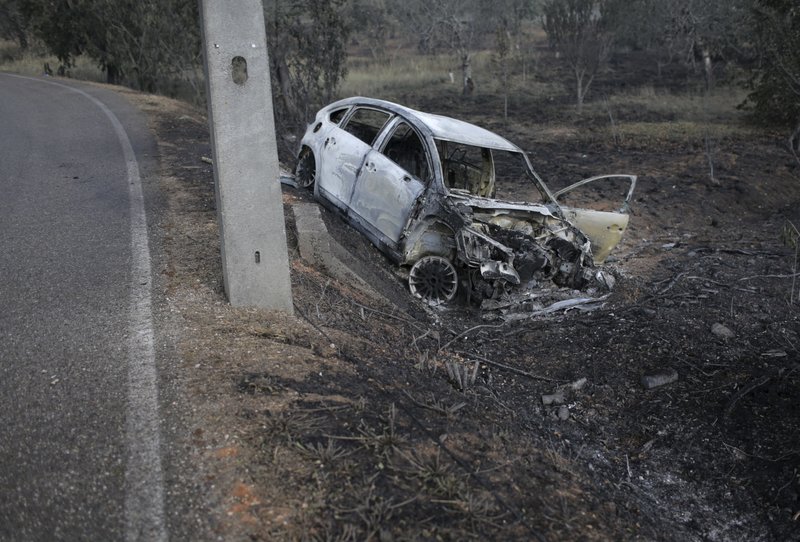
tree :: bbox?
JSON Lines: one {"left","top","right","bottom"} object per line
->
{"left": 264, "top": 0, "right": 350, "bottom": 160}
{"left": 399, "top": 0, "right": 481, "bottom": 96}
{"left": 17, "top": 0, "right": 91, "bottom": 67}
{"left": 493, "top": 22, "right": 511, "bottom": 119}
{"left": 607, "top": 0, "right": 754, "bottom": 89}
{"left": 9, "top": 0, "right": 350, "bottom": 161}
{"left": 16, "top": 0, "right": 202, "bottom": 95}
{"left": 746, "top": 0, "right": 800, "bottom": 163}
{"left": 542, "top": 0, "right": 613, "bottom": 111}
{"left": 0, "top": 0, "right": 28, "bottom": 49}
{"left": 346, "top": 0, "right": 394, "bottom": 61}
{"left": 479, "top": 0, "right": 540, "bottom": 85}
{"left": 94, "top": 0, "right": 201, "bottom": 95}
{"left": 669, "top": 0, "right": 752, "bottom": 91}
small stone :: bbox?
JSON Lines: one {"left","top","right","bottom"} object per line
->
{"left": 542, "top": 390, "right": 566, "bottom": 406}
{"left": 711, "top": 323, "right": 735, "bottom": 339}
{"left": 635, "top": 307, "right": 657, "bottom": 318}
{"left": 641, "top": 368, "right": 679, "bottom": 390}
{"left": 570, "top": 377, "right": 588, "bottom": 391}
{"left": 557, "top": 405, "right": 570, "bottom": 420}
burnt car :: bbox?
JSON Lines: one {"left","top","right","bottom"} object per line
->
{"left": 294, "top": 97, "right": 636, "bottom": 306}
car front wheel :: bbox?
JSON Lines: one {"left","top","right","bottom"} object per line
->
{"left": 408, "top": 256, "right": 459, "bottom": 306}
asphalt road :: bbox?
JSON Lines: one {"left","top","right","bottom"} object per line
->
{"left": 0, "top": 75, "right": 197, "bottom": 541}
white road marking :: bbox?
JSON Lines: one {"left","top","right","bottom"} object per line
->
{"left": 5, "top": 74, "right": 167, "bottom": 541}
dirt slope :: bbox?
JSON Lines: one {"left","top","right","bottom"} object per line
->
{"left": 126, "top": 89, "right": 799, "bottom": 541}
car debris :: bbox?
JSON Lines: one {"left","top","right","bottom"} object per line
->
{"left": 294, "top": 97, "right": 636, "bottom": 308}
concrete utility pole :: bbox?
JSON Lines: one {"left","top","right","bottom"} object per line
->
{"left": 199, "top": 0, "right": 293, "bottom": 313}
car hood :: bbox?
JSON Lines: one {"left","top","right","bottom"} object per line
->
{"left": 445, "top": 192, "right": 555, "bottom": 218}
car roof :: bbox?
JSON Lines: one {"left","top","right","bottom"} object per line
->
{"left": 326, "top": 97, "right": 522, "bottom": 153}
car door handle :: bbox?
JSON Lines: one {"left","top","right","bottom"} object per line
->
{"left": 402, "top": 175, "right": 412, "bottom": 182}
{"left": 365, "top": 162, "right": 377, "bottom": 173}
{"left": 324, "top": 137, "right": 336, "bottom": 148}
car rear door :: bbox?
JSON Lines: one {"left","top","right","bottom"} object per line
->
{"left": 317, "top": 107, "right": 391, "bottom": 210}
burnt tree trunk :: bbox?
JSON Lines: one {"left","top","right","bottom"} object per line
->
{"left": 106, "top": 64, "right": 121, "bottom": 85}
{"left": 702, "top": 46, "right": 713, "bottom": 92}
{"left": 789, "top": 119, "right": 800, "bottom": 167}
{"left": 461, "top": 53, "right": 474, "bottom": 96}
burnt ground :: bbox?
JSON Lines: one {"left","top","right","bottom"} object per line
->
{"left": 122, "top": 85, "right": 800, "bottom": 541}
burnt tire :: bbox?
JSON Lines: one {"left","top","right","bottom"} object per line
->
{"left": 408, "top": 256, "right": 458, "bottom": 306}
{"left": 294, "top": 148, "right": 316, "bottom": 189}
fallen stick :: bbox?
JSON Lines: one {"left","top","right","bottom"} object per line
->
{"left": 453, "top": 350, "right": 563, "bottom": 383}
{"left": 738, "top": 273, "right": 800, "bottom": 281}
{"left": 658, "top": 271, "right": 689, "bottom": 295}
{"left": 723, "top": 375, "right": 772, "bottom": 420}
{"left": 440, "top": 323, "right": 507, "bottom": 351}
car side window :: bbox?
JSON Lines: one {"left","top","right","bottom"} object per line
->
{"left": 341, "top": 108, "right": 391, "bottom": 145}
{"left": 382, "top": 122, "right": 430, "bottom": 181}
{"left": 329, "top": 108, "right": 348, "bottom": 124}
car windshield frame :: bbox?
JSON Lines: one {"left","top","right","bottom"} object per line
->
{"left": 432, "top": 137, "right": 559, "bottom": 206}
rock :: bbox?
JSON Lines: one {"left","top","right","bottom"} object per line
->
{"left": 634, "top": 307, "right": 657, "bottom": 318}
{"left": 542, "top": 390, "right": 566, "bottom": 405}
{"left": 557, "top": 405, "right": 570, "bottom": 420}
{"left": 570, "top": 377, "right": 588, "bottom": 391}
{"left": 641, "top": 368, "right": 679, "bottom": 390}
{"left": 711, "top": 323, "right": 735, "bottom": 339}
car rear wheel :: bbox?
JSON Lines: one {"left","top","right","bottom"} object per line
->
{"left": 295, "top": 147, "right": 316, "bottom": 189}
{"left": 408, "top": 256, "right": 458, "bottom": 305}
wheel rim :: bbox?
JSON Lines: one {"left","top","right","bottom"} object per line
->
{"left": 295, "top": 151, "right": 315, "bottom": 189}
{"left": 409, "top": 256, "right": 458, "bottom": 305}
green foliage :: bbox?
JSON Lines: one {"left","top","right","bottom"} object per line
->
{"left": 745, "top": 0, "right": 800, "bottom": 129}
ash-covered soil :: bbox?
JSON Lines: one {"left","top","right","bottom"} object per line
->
{"left": 127, "top": 89, "right": 799, "bottom": 541}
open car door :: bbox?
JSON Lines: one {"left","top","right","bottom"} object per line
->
{"left": 553, "top": 174, "right": 637, "bottom": 264}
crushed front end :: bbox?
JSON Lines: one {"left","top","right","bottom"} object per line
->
{"left": 448, "top": 197, "right": 613, "bottom": 306}
{"left": 404, "top": 189, "right": 616, "bottom": 308}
